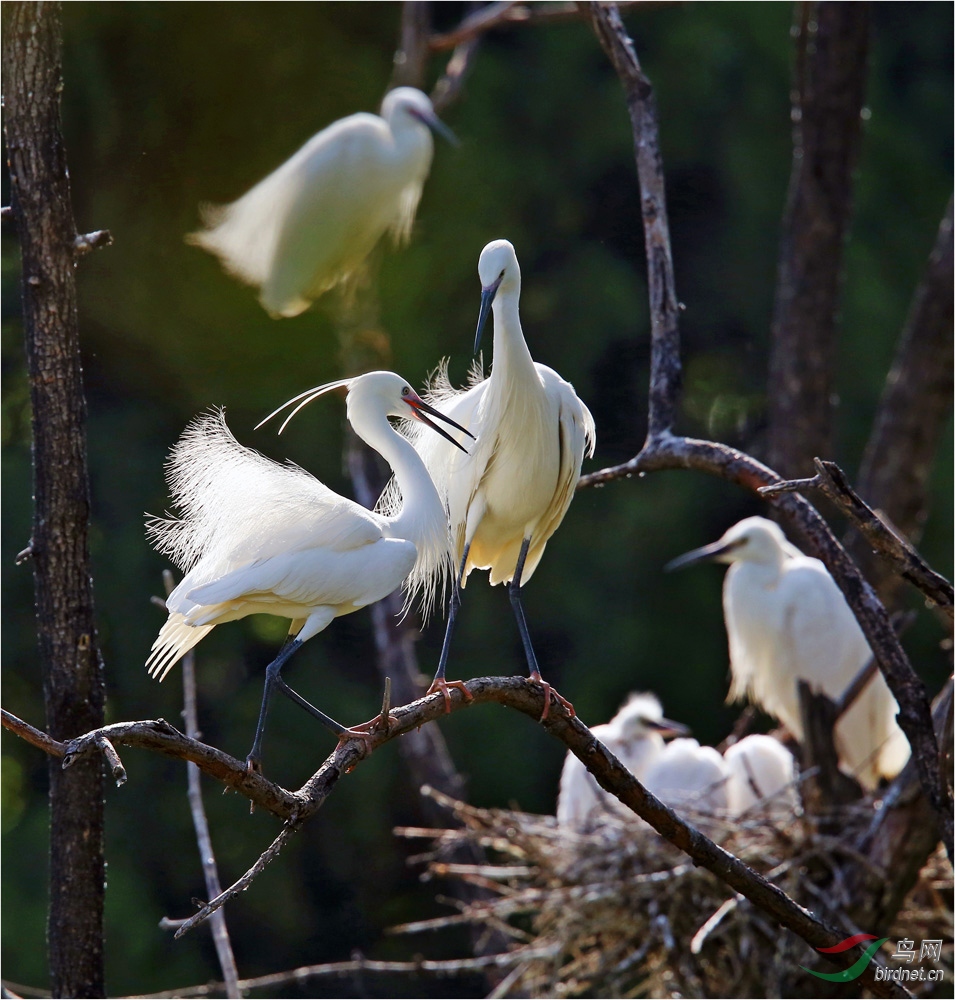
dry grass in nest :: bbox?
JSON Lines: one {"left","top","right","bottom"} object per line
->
{"left": 394, "top": 789, "right": 953, "bottom": 998}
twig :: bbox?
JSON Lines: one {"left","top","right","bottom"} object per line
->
{"left": 758, "top": 458, "right": 953, "bottom": 621}
{"left": 173, "top": 819, "right": 300, "bottom": 938}
{"left": 689, "top": 895, "right": 740, "bottom": 955}
{"left": 72, "top": 229, "right": 112, "bottom": 257}
{"left": 160, "top": 572, "right": 241, "bottom": 998}
{"left": 2, "top": 708, "right": 65, "bottom": 757}
{"left": 379, "top": 675, "right": 392, "bottom": 722}
{"left": 94, "top": 736, "right": 127, "bottom": 788}
{"left": 431, "top": 31, "right": 481, "bottom": 114}
{"left": 127, "top": 948, "right": 560, "bottom": 999}
{"left": 428, "top": 1, "right": 644, "bottom": 52}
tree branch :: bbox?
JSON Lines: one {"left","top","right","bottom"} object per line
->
{"left": 391, "top": 1, "right": 431, "bottom": 89}
{"left": 759, "top": 458, "right": 953, "bottom": 621}
{"left": 577, "top": 1, "right": 951, "bottom": 857}
{"left": 854, "top": 197, "right": 954, "bottom": 600}
{"left": 584, "top": 1, "right": 681, "bottom": 437}
{"left": 767, "top": 2, "right": 870, "bottom": 477}
{"left": 158, "top": 572, "right": 240, "bottom": 998}
{"left": 580, "top": 432, "right": 952, "bottom": 856}
{"left": 4, "top": 679, "right": 914, "bottom": 994}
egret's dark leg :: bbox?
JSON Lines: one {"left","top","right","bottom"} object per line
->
{"left": 246, "top": 640, "right": 377, "bottom": 773}
{"left": 427, "top": 545, "right": 475, "bottom": 712}
{"left": 508, "top": 537, "right": 575, "bottom": 721}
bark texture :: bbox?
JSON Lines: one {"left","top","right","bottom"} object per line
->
{"left": 855, "top": 200, "right": 954, "bottom": 604}
{"left": 2, "top": 4, "right": 106, "bottom": 996}
{"left": 768, "top": 2, "right": 870, "bottom": 477}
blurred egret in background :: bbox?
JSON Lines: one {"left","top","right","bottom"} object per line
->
{"left": 393, "top": 239, "right": 596, "bottom": 717}
{"left": 189, "top": 87, "right": 456, "bottom": 317}
{"left": 643, "top": 738, "right": 730, "bottom": 814}
{"left": 666, "top": 516, "right": 909, "bottom": 788}
{"left": 557, "top": 692, "right": 688, "bottom": 829}
{"left": 147, "top": 371, "right": 471, "bottom": 771}
{"left": 723, "top": 734, "right": 798, "bottom": 818}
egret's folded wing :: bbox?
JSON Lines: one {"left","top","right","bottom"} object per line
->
{"left": 186, "top": 535, "right": 416, "bottom": 613}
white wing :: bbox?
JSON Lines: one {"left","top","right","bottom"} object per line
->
{"left": 148, "top": 409, "right": 385, "bottom": 579}
{"left": 728, "top": 555, "right": 907, "bottom": 787}
{"left": 190, "top": 113, "right": 429, "bottom": 317}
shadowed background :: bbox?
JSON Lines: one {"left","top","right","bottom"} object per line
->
{"left": 2, "top": 3, "right": 951, "bottom": 995}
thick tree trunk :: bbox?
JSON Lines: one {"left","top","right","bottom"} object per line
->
{"left": 2, "top": 3, "right": 107, "bottom": 996}
{"left": 768, "top": 2, "right": 870, "bottom": 478}
{"left": 854, "top": 200, "right": 954, "bottom": 606}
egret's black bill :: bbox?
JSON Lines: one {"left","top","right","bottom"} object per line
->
{"left": 407, "top": 397, "right": 473, "bottom": 454}
{"left": 474, "top": 275, "right": 503, "bottom": 354}
{"left": 413, "top": 107, "right": 459, "bottom": 147}
{"left": 643, "top": 716, "right": 691, "bottom": 738}
{"left": 664, "top": 538, "right": 741, "bottom": 572}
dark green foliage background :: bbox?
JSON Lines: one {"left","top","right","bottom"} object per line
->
{"left": 2, "top": 3, "right": 951, "bottom": 995}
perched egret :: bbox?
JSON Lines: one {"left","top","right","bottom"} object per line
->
{"left": 393, "top": 239, "right": 596, "bottom": 717}
{"left": 667, "top": 516, "right": 909, "bottom": 788}
{"left": 557, "top": 693, "right": 688, "bottom": 829}
{"left": 643, "top": 738, "right": 730, "bottom": 814}
{"left": 146, "top": 371, "right": 471, "bottom": 771}
{"left": 724, "top": 734, "right": 798, "bottom": 818}
{"left": 189, "top": 87, "right": 456, "bottom": 318}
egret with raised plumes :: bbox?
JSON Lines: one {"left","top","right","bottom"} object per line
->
{"left": 146, "top": 371, "right": 471, "bottom": 771}
{"left": 666, "top": 516, "right": 909, "bottom": 788}
{"left": 394, "top": 239, "right": 596, "bottom": 718}
{"left": 189, "top": 87, "right": 456, "bottom": 317}
{"left": 557, "top": 693, "right": 688, "bottom": 829}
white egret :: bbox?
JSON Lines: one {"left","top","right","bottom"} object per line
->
{"left": 643, "top": 738, "right": 730, "bottom": 814}
{"left": 146, "top": 371, "right": 472, "bottom": 771}
{"left": 189, "top": 87, "right": 456, "bottom": 318}
{"left": 392, "top": 239, "right": 596, "bottom": 718}
{"left": 723, "top": 734, "right": 798, "bottom": 818}
{"left": 666, "top": 516, "right": 909, "bottom": 788}
{"left": 557, "top": 693, "right": 688, "bottom": 829}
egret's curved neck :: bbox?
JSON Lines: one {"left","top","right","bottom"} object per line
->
{"left": 491, "top": 283, "right": 536, "bottom": 378}
{"left": 349, "top": 407, "right": 444, "bottom": 544}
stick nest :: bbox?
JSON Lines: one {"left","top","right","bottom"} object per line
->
{"left": 394, "top": 789, "right": 952, "bottom": 998}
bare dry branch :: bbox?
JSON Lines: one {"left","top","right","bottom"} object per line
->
{"left": 858, "top": 198, "right": 954, "bottom": 550}
{"left": 127, "top": 949, "right": 557, "bottom": 1000}
{"left": 2, "top": 708, "right": 65, "bottom": 757}
{"left": 94, "top": 736, "right": 127, "bottom": 788}
{"left": 577, "top": 2, "right": 951, "bottom": 857}
{"left": 584, "top": 1, "right": 681, "bottom": 437}
{"left": 160, "top": 569, "right": 241, "bottom": 998}
{"left": 759, "top": 458, "right": 953, "bottom": 621}
{"left": 9, "top": 676, "right": 919, "bottom": 990}
{"left": 72, "top": 229, "right": 112, "bottom": 257}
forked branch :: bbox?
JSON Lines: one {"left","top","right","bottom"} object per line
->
{"left": 581, "top": 0, "right": 952, "bottom": 857}
{"left": 0, "top": 681, "right": 909, "bottom": 995}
